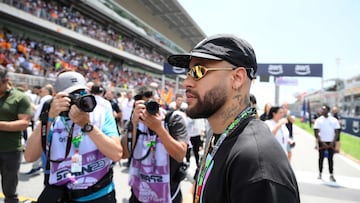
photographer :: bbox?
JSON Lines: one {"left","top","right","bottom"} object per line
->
{"left": 24, "top": 71, "right": 122, "bottom": 203}
{"left": 121, "top": 86, "right": 188, "bottom": 203}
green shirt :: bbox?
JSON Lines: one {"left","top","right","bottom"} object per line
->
{"left": 0, "top": 88, "right": 32, "bottom": 152}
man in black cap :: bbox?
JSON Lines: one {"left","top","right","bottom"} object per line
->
{"left": 168, "top": 34, "right": 300, "bottom": 203}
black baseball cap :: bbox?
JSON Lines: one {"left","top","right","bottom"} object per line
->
{"left": 91, "top": 84, "right": 105, "bottom": 94}
{"left": 167, "top": 34, "right": 257, "bottom": 79}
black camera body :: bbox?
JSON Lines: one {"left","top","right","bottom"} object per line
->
{"left": 59, "top": 93, "right": 97, "bottom": 117}
{"left": 145, "top": 100, "right": 160, "bottom": 115}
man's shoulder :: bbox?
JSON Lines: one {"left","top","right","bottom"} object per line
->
{"left": 165, "top": 110, "right": 187, "bottom": 140}
{"left": 315, "top": 115, "right": 324, "bottom": 122}
{"left": 232, "top": 120, "right": 298, "bottom": 184}
{"left": 329, "top": 116, "right": 339, "bottom": 121}
{"left": 40, "top": 95, "right": 52, "bottom": 103}
{"left": 234, "top": 119, "right": 280, "bottom": 149}
{"left": 11, "top": 88, "right": 31, "bottom": 102}
{"left": 170, "top": 110, "right": 186, "bottom": 118}
{"left": 251, "top": 118, "right": 271, "bottom": 129}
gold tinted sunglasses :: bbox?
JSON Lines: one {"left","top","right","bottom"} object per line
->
{"left": 187, "top": 65, "right": 235, "bottom": 81}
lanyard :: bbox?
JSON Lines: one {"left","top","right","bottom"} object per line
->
{"left": 62, "top": 117, "right": 84, "bottom": 149}
{"left": 195, "top": 106, "right": 256, "bottom": 203}
{"left": 72, "top": 133, "right": 83, "bottom": 149}
{"left": 61, "top": 117, "right": 73, "bottom": 131}
{"left": 61, "top": 117, "right": 84, "bottom": 149}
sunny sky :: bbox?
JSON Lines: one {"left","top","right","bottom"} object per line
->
{"left": 178, "top": 0, "right": 360, "bottom": 107}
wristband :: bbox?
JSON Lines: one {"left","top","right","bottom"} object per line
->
{"left": 48, "top": 117, "right": 55, "bottom": 123}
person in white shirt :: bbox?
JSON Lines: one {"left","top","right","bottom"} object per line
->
{"left": 32, "top": 86, "right": 53, "bottom": 122}
{"left": 168, "top": 93, "right": 188, "bottom": 112}
{"left": 25, "top": 84, "right": 54, "bottom": 176}
{"left": 185, "top": 117, "right": 206, "bottom": 167}
{"left": 120, "top": 90, "right": 135, "bottom": 167}
{"left": 90, "top": 84, "right": 113, "bottom": 114}
{"left": 265, "top": 106, "right": 290, "bottom": 156}
{"left": 121, "top": 90, "right": 135, "bottom": 128}
{"left": 314, "top": 105, "right": 340, "bottom": 182}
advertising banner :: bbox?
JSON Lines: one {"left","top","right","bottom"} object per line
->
{"left": 163, "top": 63, "right": 187, "bottom": 75}
{"left": 164, "top": 63, "right": 323, "bottom": 78}
{"left": 341, "top": 117, "right": 360, "bottom": 138}
{"left": 257, "top": 63, "right": 323, "bottom": 77}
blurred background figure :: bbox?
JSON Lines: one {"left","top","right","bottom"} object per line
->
{"left": 282, "top": 102, "right": 296, "bottom": 161}
{"left": 169, "top": 93, "right": 187, "bottom": 112}
{"left": 105, "top": 88, "right": 122, "bottom": 135}
{"left": 121, "top": 90, "right": 134, "bottom": 131}
{"left": 185, "top": 117, "right": 206, "bottom": 168}
{"left": 120, "top": 89, "right": 135, "bottom": 167}
{"left": 260, "top": 102, "right": 272, "bottom": 121}
{"left": 314, "top": 105, "right": 340, "bottom": 182}
{"left": 331, "top": 106, "right": 342, "bottom": 152}
{"left": 25, "top": 84, "right": 53, "bottom": 176}
{"left": 91, "top": 83, "right": 113, "bottom": 113}
{"left": 249, "top": 94, "right": 259, "bottom": 119}
{"left": 265, "top": 106, "right": 290, "bottom": 157}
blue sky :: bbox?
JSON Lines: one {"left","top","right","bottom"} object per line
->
{"left": 178, "top": 0, "right": 360, "bottom": 107}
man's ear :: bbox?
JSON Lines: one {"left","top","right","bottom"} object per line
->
{"left": 232, "top": 68, "right": 247, "bottom": 90}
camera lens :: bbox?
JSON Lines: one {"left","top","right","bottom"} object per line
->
{"left": 145, "top": 100, "right": 159, "bottom": 115}
{"left": 77, "top": 95, "right": 96, "bottom": 112}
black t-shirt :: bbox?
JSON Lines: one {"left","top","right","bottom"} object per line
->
{"left": 109, "top": 99, "right": 121, "bottom": 113}
{"left": 166, "top": 111, "right": 188, "bottom": 196}
{"left": 200, "top": 119, "right": 300, "bottom": 203}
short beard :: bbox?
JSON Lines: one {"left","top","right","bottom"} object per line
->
{"left": 186, "top": 86, "right": 227, "bottom": 119}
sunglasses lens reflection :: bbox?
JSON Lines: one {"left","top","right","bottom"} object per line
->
{"left": 188, "top": 65, "right": 207, "bottom": 80}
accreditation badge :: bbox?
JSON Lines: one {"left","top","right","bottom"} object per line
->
{"left": 71, "top": 151, "right": 82, "bottom": 173}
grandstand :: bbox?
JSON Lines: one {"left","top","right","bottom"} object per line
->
{"left": 0, "top": 0, "right": 205, "bottom": 98}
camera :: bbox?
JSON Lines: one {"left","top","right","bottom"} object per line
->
{"left": 60, "top": 93, "right": 97, "bottom": 117}
{"left": 145, "top": 100, "right": 159, "bottom": 115}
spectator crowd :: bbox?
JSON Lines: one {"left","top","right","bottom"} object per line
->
{"left": 0, "top": 0, "right": 178, "bottom": 94}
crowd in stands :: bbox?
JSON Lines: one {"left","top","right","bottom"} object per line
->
{"left": 2, "top": 0, "right": 166, "bottom": 65}
{"left": 0, "top": 0, "right": 180, "bottom": 93}
{"left": 0, "top": 28, "right": 176, "bottom": 91}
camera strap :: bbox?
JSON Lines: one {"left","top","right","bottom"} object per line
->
{"left": 40, "top": 99, "right": 75, "bottom": 163}
{"left": 130, "top": 110, "right": 175, "bottom": 161}
{"left": 131, "top": 129, "right": 155, "bottom": 161}
{"left": 40, "top": 99, "right": 53, "bottom": 153}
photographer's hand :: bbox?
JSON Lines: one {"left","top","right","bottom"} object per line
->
{"left": 133, "top": 99, "right": 163, "bottom": 132}
{"left": 132, "top": 100, "right": 145, "bottom": 125}
{"left": 140, "top": 111, "right": 163, "bottom": 133}
{"left": 69, "top": 105, "right": 90, "bottom": 127}
{"left": 48, "top": 92, "right": 71, "bottom": 118}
